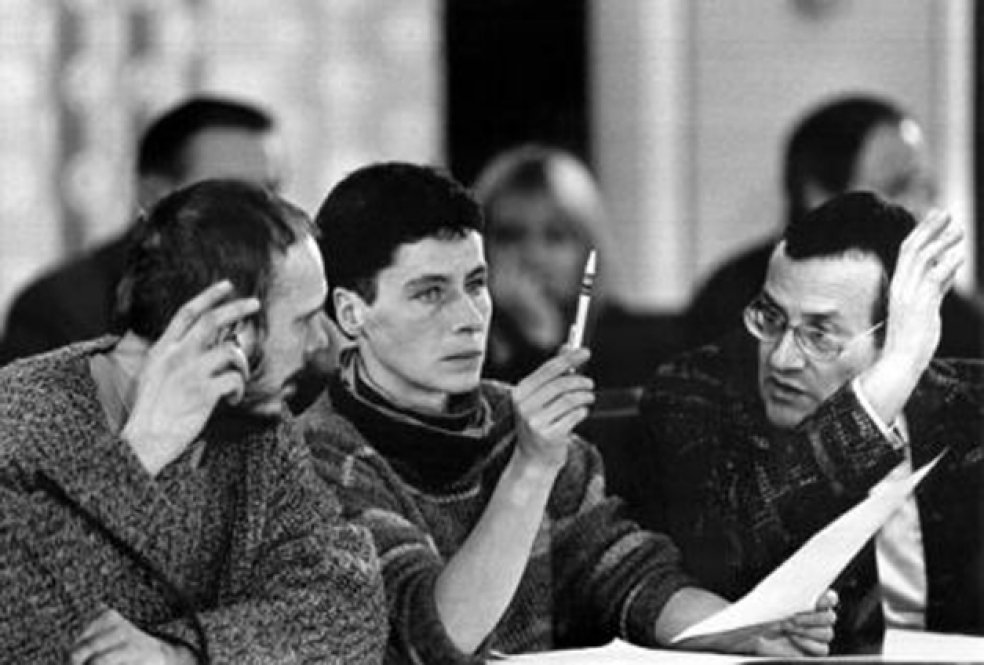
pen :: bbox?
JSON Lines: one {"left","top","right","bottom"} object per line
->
{"left": 566, "top": 249, "right": 597, "bottom": 349}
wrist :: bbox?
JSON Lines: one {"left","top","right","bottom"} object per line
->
{"left": 502, "top": 449, "right": 561, "bottom": 505}
{"left": 858, "top": 353, "right": 922, "bottom": 426}
{"left": 120, "top": 420, "right": 172, "bottom": 477}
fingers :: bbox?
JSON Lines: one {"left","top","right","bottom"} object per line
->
{"left": 523, "top": 393, "right": 594, "bottom": 436}
{"left": 201, "top": 344, "right": 250, "bottom": 405}
{"left": 783, "top": 608, "right": 837, "bottom": 632}
{"left": 814, "top": 588, "right": 839, "bottom": 612}
{"left": 71, "top": 610, "right": 127, "bottom": 665}
{"left": 901, "top": 209, "right": 964, "bottom": 276}
{"left": 784, "top": 630, "right": 831, "bottom": 657}
{"left": 158, "top": 280, "right": 235, "bottom": 343}
{"left": 513, "top": 348, "right": 591, "bottom": 403}
{"left": 184, "top": 297, "right": 262, "bottom": 351}
{"left": 514, "top": 370, "right": 594, "bottom": 434}
{"left": 158, "top": 280, "right": 261, "bottom": 349}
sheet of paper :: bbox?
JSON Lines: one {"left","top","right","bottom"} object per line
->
{"left": 882, "top": 628, "right": 984, "bottom": 661}
{"left": 501, "top": 639, "right": 753, "bottom": 664}
{"left": 672, "top": 453, "right": 944, "bottom": 643}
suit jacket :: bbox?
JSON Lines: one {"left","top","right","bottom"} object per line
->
{"left": 0, "top": 339, "right": 387, "bottom": 664}
{"left": 634, "top": 331, "right": 984, "bottom": 654}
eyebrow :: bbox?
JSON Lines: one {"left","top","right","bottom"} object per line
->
{"left": 760, "top": 290, "right": 840, "bottom": 326}
{"left": 403, "top": 274, "right": 449, "bottom": 292}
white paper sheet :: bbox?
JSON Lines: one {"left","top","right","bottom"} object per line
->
{"left": 672, "top": 453, "right": 944, "bottom": 643}
{"left": 501, "top": 639, "right": 753, "bottom": 664}
{"left": 882, "top": 628, "right": 984, "bottom": 661}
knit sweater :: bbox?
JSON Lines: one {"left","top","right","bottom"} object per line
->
{"left": 299, "top": 363, "right": 694, "bottom": 664}
{"left": 0, "top": 338, "right": 388, "bottom": 664}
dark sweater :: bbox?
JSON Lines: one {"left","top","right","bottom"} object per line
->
{"left": 0, "top": 338, "right": 388, "bottom": 664}
{"left": 300, "top": 360, "right": 694, "bottom": 664}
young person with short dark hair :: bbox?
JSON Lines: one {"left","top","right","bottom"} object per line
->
{"left": 301, "top": 162, "right": 837, "bottom": 663}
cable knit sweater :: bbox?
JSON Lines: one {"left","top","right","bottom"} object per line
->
{"left": 0, "top": 338, "right": 387, "bottom": 664}
{"left": 299, "top": 364, "right": 694, "bottom": 664}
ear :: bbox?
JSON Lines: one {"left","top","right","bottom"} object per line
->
{"left": 333, "top": 287, "right": 367, "bottom": 338}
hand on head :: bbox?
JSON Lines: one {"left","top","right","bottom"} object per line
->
{"left": 121, "top": 280, "right": 260, "bottom": 476}
{"left": 883, "top": 208, "right": 964, "bottom": 371}
{"left": 510, "top": 347, "right": 594, "bottom": 474}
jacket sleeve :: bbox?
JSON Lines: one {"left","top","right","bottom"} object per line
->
{"left": 636, "top": 350, "right": 905, "bottom": 597}
{"left": 0, "top": 482, "right": 107, "bottom": 663}
{"left": 548, "top": 438, "right": 694, "bottom": 648}
{"left": 156, "top": 431, "right": 387, "bottom": 665}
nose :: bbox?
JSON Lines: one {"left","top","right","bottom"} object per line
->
{"left": 767, "top": 327, "right": 806, "bottom": 371}
{"left": 450, "top": 292, "right": 488, "bottom": 334}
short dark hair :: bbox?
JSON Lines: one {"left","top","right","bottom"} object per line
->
{"left": 116, "top": 179, "right": 313, "bottom": 340}
{"left": 783, "top": 95, "right": 905, "bottom": 225}
{"left": 314, "top": 162, "right": 484, "bottom": 320}
{"left": 137, "top": 96, "right": 274, "bottom": 180}
{"left": 783, "top": 191, "right": 916, "bottom": 335}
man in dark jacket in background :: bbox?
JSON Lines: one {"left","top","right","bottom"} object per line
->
{"left": 0, "top": 95, "right": 282, "bottom": 364}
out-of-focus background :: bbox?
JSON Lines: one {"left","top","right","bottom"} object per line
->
{"left": 0, "top": 0, "right": 977, "bottom": 331}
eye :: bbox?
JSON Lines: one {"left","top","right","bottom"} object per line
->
{"left": 800, "top": 327, "right": 839, "bottom": 356}
{"left": 466, "top": 273, "right": 488, "bottom": 294}
{"left": 757, "top": 304, "right": 785, "bottom": 331}
{"left": 413, "top": 286, "right": 443, "bottom": 304}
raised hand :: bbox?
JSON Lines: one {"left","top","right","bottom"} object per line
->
{"left": 884, "top": 208, "right": 964, "bottom": 371}
{"left": 70, "top": 609, "right": 197, "bottom": 665}
{"left": 860, "top": 210, "right": 965, "bottom": 425}
{"left": 510, "top": 347, "right": 594, "bottom": 473}
{"left": 121, "top": 280, "right": 260, "bottom": 477}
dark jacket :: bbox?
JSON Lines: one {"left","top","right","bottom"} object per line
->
{"left": 633, "top": 331, "right": 984, "bottom": 653}
{"left": 0, "top": 232, "right": 131, "bottom": 365}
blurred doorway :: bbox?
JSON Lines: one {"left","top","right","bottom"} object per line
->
{"left": 444, "top": 0, "right": 589, "bottom": 185}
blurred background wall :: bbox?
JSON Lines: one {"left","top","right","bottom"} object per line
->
{"left": 0, "top": 0, "right": 976, "bottom": 330}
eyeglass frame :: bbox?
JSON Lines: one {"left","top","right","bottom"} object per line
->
{"left": 742, "top": 295, "right": 885, "bottom": 362}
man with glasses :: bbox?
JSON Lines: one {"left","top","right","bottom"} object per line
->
{"left": 631, "top": 191, "right": 983, "bottom": 654}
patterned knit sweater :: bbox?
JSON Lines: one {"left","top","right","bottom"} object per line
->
{"left": 299, "top": 365, "right": 694, "bottom": 664}
{"left": 0, "top": 338, "right": 388, "bottom": 664}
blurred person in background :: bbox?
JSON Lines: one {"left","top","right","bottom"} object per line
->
{"left": 476, "top": 144, "right": 684, "bottom": 388}
{"left": 0, "top": 95, "right": 284, "bottom": 365}
{"left": 686, "top": 94, "right": 984, "bottom": 358}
